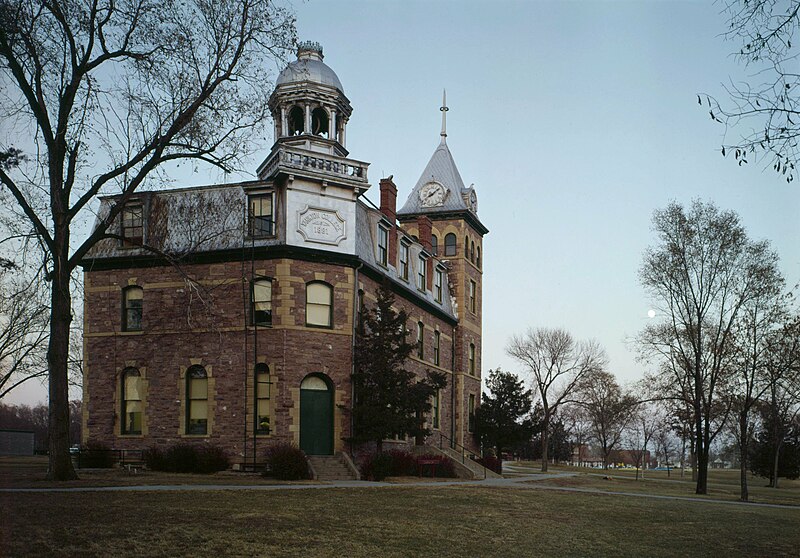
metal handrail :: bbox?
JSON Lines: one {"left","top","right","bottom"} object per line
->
{"left": 434, "top": 431, "right": 489, "bottom": 479}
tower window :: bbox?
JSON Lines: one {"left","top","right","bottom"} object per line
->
{"left": 121, "top": 204, "right": 143, "bottom": 246}
{"left": 288, "top": 105, "right": 305, "bottom": 135}
{"left": 251, "top": 279, "right": 272, "bottom": 326}
{"left": 470, "top": 240, "right": 475, "bottom": 263}
{"left": 255, "top": 363, "right": 271, "bottom": 434}
{"left": 306, "top": 281, "right": 333, "bottom": 328}
{"left": 121, "top": 367, "right": 142, "bottom": 435}
{"left": 464, "top": 235, "right": 469, "bottom": 258}
{"left": 469, "top": 343, "right": 476, "bottom": 376}
{"left": 431, "top": 235, "right": 439, "bottom": 256}
{"left": 417, "top": 322, "right": 424, "bottom": 359}
{"left": 186, "top": 365, "right": 209, "bottom": 435}
{"left": 477, "top": 247, "right": 481, "bottom": 269}
{"left": 248, "top": 194, "right": 274, "bottom": 238}
{"left": 433, "top": 389, "right": 440, "bottom": 429}
{"left": 434, "top": 330, "right": 440, "bottom": 366}
{"left": 122, "top": 286, "right": 143, "bottom": 332}
{"left": 469, "top": 280, "right": 477, "bottom": 314}
{"left": 312, "top": 107, "right": 329, "bottom": 137}
{"left": 468, "top": 394, "right": 476, "bottom": 433}
{"left": 444, "top": 233, "right": 456, "bottom": 257}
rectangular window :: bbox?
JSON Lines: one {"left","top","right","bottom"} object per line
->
{"left": 255, "top": 365, "right": 271, "bottom": 434}
{"left": 469, "top": 343, "right": 476, "bottom": 376}
{"left": 469, "top": 280, "right": 477, "bottom": 314}
{"left": 377, "top": 225, "right": 388, "bottom": 266}
{"left": 249, "top": 194, "right": 274, "bottom": 237}
{"left": 433, "top": 390, "right": 440, "bottom": 429}
{"left": 187, "top": 372, "right": 208, "bottom": 435}
{"left": 122, "top": 368, "right": 142, "bottom": 435}
{"left": 434, "top": 269, "right": 443, "bottom": 303}
{"left": 122, "top": 287, "right": 143, "bottom": 332}
{"left": 251, "top": 279, "right": 272, "bottom": 326}
{"left": 468, "top": 394, "right": 476, "bottom": 433}
{"left": 306, "top": 282, "right": 333, "bottom": 328}
{"left": 399, "top": 242, "right": 409, "bottom": 280}
{"left": 121, "top": 205, "right": 143, "bottom": 246}
{"left": 434, "top": 330, "right": 440, "bottom": 366}
{"left": 417, "top": 322, "right": 424, "bottom": 359}
{"left": 417, "top": 255, "right": 427, "bottom": 291}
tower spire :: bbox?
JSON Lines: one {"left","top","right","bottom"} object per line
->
{"left": 440, "top": 89, "right": 448, "bottom": 142}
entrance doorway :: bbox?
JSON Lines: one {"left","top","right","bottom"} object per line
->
{"left": 299, "top": 374, "right": 333, "bottom": 455}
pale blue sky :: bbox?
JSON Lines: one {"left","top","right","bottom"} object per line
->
{"left": 6, "top": 0, "right": 799, "bottom": 404}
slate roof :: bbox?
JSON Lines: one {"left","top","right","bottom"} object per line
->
{"left": 275, "top": 56, "right": 344, "bottom": 92}
{"left": 397, "top": 138, "right": 475, "bottom": 216}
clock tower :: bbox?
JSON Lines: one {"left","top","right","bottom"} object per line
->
{"left": 396, "top": 93, "right": 488, "bottom": 450}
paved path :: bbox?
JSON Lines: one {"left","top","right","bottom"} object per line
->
{"left": 3, "top": 467, "right": 799, "bottom": 510}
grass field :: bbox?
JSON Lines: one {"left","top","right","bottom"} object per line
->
{"left": 2, "top": 457, "right": 799, "bottom": 557}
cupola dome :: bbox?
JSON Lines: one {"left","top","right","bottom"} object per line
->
{"left": 276, "top": 41, "right": 344, "bottom": 92}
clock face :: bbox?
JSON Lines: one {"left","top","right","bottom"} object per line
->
{"left": 419, "top": 181, "right": 446, "bottom": 207}
{"left": 469, "top": 191, "right": 477, "bottom": 211}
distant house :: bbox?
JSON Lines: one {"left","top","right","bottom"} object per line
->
{"left": 0, "top": 430, "right": 35, "bottom": 456}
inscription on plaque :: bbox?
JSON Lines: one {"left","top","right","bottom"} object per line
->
{"left": 297, "top": 206, "right": 347, "bottom": 245}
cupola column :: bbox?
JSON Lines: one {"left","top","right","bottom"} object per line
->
{"left": 304, "top": 103, "right": 311, "bottom": 135}
{"left": 340, "top": 118, "right": 346, "bottom": 147}
{"left": 330, "top": 109, "right": 337, "bottom": 142}
{"left": 280, "top": 105, "right": 288, "bottom": 138}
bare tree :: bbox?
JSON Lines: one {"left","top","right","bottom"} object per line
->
{"left": 729, "top": 266, "right": 786, "bottom": 501}
{"left": 0, "top": 0, "right": 296, "bottom": 479}
{"left": 507, "top": 328, "right": 606, "bottom": 472}
{"left": 575, "top": 369, "right": 637, "bottom": 470}
{"left": 626, "top": 403, "right": 660, "bottom": 481}
{"left": 639, "top": 200, "right": 782, "bottom": 494}
{"left": 704, "top": 0, "right": 800, "bottom": 183}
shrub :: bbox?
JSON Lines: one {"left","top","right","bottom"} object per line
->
{"left": 360, "top": 451, "right": 393, "bottom": 481}
{"left": 144, "top": 444, "right": 229, "bottom": 474}
{"left": 263, "top": 443, "right": 310, "bottom": 480}
{"left": 196, "top": 445, "right": 230, "bottom": 474}
{"left": 477, "top": 455, "right": 502, "bottom": 475}
{"left": 143, "top": 446, "right": 166, "bottom": 471}
{"left": 79, "top": 440, "right": 115, "bottom": 468}
{"left": 386, "top": 449, "right": 416, "bottom": 476}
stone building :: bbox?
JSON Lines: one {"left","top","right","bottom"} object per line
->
{"left": 80, "top": 42, "right": 488, "bottom": 466}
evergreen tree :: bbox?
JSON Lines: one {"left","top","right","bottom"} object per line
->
{"left": 352, "top": 282, "right": 446, "bottom": 452}
{"left": 475, "top": 369, "right": 534, "bottom": 457}
{"left": 750, "top": 410, "right": 800, "bottom": 483}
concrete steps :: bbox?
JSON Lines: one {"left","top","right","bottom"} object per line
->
{"left": 308, "top": 454, "right": 359, "bottom": 481}
{"left": 435, "top": 446, "right": 502, "bottom": 479}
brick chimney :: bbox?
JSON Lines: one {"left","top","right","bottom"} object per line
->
{"left": 416, "top": 215, "right": 434, "bottom": 290}
{"left": 380, "top": 176, "right": 398, "bottom": 265}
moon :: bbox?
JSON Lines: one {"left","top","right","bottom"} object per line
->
{"left": 647, "top": 309, "right": 656, "bottom": 318}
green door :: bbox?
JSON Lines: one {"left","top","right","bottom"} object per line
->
{"left": 300, "top": 376, "right": 333, "bottom": 455}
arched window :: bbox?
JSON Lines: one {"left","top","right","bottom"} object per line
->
{"left": 476, "top": 247, "right": 481, "bottom": 269}
{"left": 444, "top": 233, "right": 456, "bottom": 257}
{"left": 470, "top": 240, "right": 475, "bottom": 263}
{"left": 186, "top": 365, "right": 208, "bottom": 435}
{"left": 251, "top": 278, "right": 272, "bottom": 326}
{"left": 121, "top": 367, "right": 142, "bottom": 435}
{"left": 122, "top": 286, "right": 143, "bottom": 331}
{"left": 255, "top": 363, "right": 271, "bottom": 434}
{"left": 431, "top": 235, "right": 438, "bottom": 256}
{"left": 288, "top": 105, "right": 304, "bottom": 135}
{"left": 312, "top": 107, "right": 329, "bottom": 137}
{"left": 464, "top": 235, "right": 469, "bottom": 258}
{"left": 306, "top": 281, "right": 333, "bottom": 328}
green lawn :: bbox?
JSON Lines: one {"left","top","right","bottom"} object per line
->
{"left": 2, "top": 457, "right": 799, "bottom": 557}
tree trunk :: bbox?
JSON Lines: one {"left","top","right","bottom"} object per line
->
{"left": 739, "top": 413, "right": 749, "bottom": 502}
{"left": 540, "top": 415, "right": 550, "bottom": 472}
{"left": 695, "top": 444, "right": 709, "bottom": 495}
{"left": 46, "top": 251, "right": 78, "bottom": 481}
{"left": 771, "top": 441, "right": 781, "bottom": 489}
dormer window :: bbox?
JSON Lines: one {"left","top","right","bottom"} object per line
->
{"left": 121, "top": 204, "right": 143, "bottom": 247}
{"left": 248, "top": 194, "right": 274, "bottom": 238}
{"left": 377, "top": 225, "right": 388, "bottom": 266}
{"left": 399, "top": 241, "right": 409, "bottom": 280}
{"left": 417, "top": 254, "right": 427, "bottom": 291}
{"left": 434, "top": 268, "right": 443, "bottom": 303}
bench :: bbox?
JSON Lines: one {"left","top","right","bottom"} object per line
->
{"left": 417, "top": 458, "right": 444, "bottom": 477}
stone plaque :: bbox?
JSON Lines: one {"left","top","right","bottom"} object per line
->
{"left": 297, "top": 206, "right": 347, "bottom": 245}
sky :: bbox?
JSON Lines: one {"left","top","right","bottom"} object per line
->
{"left": 5, "top": 0, "right": 800, "bottom": 405}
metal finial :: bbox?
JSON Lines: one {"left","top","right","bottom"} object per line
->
{"left": 440, "top": 89, "right": 448, "bottom": 141}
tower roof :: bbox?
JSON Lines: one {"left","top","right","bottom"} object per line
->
{"left": 276, "top": 41, "right": 344, "bottom": 92}
{"left": 397, "top": 139, "right": 472, "bottom": 215}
